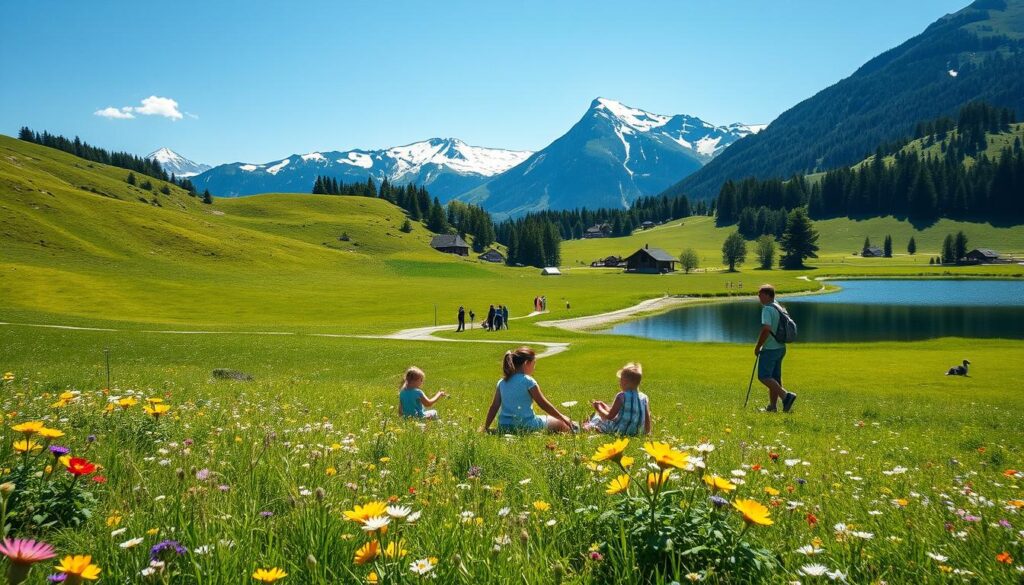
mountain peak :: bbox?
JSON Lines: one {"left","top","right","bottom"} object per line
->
{"left": 590, "top": 97, "right": 672, "bottom": 132}
{"left": 145, "top": 147, "right": 210, "bottom": 178}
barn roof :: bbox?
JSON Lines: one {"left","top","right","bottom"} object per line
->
{"left": 627, "top": 247, "right": 677, "bottom": 263}
{"left": 970, "top": 248, "right": 1000, "bottom": 258}
{"left": 430, "top": 234, "right": 469, "bottom": 249}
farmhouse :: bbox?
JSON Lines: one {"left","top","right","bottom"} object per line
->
{"left": 591, "top": 255, "right": 622, "bottom": 268}
{"left": 478, "top": 249, "right": 505, "bottom": 263}
{"left": 641, "top": 221, "right": 656, "bottom": 230}
{"left": 625, "top": 245, "right": 677, "bottom": 274}
{"left": 583, "top": 224, "right": 610, "bottom": 238}
{"left": 963, "top": 248, "right": 1002, "bottom": 264}
{"left": 430, "top": 234, "right": 470, "bottom": 256}
{"left": 861, "top": 246, "right": 885, "bottom": 257}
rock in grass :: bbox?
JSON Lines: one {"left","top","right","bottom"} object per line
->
{"left": 211, "top": 368, "right": 253, "bottom": 381}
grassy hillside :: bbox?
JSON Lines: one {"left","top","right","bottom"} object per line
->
{"left": 562, "top": 214, "right": 1024, "bottom": 268}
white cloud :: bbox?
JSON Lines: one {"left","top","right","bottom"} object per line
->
{"left": 132, "top": 96, "right": 183, "bottom": 120}
{"left": 94, "top": 106, "right": 135, "bottom": 119}
{"left": 93, "top": 96, "right": 186, "bottom": 121}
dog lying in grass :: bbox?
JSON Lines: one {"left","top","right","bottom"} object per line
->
{"left": 946, "top": 359, "right": 970, "bottom": 376}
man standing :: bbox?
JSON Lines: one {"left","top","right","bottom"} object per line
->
{"left": 457, "top": 306, "right": 465, "bottom": 332}
{"left": 502, "top": 304, "right": 509, "bottom": 330}
{"left": 754, "top": 284, "right": 797, "bottom": 412}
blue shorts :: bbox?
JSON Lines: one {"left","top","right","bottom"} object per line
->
{"left": 758, "top": 347, "right": 786, "bottom": 383}
{"left": 498, "top": 415, "right": 548, "bottom": 433}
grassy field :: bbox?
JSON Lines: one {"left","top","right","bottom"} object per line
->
{"left": 2, "top": 136, "right": 1024, "bottom": 583}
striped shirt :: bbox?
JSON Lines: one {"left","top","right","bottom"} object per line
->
{"left": 599, "top": 389, "right": 649, "bottom": 436}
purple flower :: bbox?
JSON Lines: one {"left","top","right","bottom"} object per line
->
{"left": 48, "top": 574, "right": 67, "bottom": 583}
{"left": 49, "top": 445, "right": 70, "bottom": 457}
{"left": 150, "top": 539, "right": 187, "bottom": 561}
{"left": 963, "top": 515, "right": 981, "bottom": 522}
{"left": 467, "top": 466, "right": 482, "bottom": 480}
{"left": 218, "top": 484, "right": 230, "bottom": 493}
{"left": 796, "top": 478, "right": 807, "bottom": 485}
{"left": 709, "top": 496, "right": 728, "bottom": 507}
{"left": 195, "top": 469, "right": 210, "bottom": 481}
{"left": 999, "top": 519, "right": 1012, "bottom": 529}
{"left": 183, "top": 439, "right": 194, "bottom": 447}
{"left": 260, "top": 511, "right": 274, "bottom": 519}
{"left": 86, "top": 435, "right": 97, "bottom": 443}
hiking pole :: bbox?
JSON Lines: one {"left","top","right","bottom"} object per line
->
{"left": 743, "top": 354, "right": 759, "bottom": 409}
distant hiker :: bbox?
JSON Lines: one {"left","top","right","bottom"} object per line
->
{"left": 493, "top": 305, "right": 505, "bottom": 331}
{"left": 946, "top": 359, "right": 970, "bottom": 376}
{"left": 485, "top": 305, "right": 496, "bottom": 331}
{"left": 754, "top": 284, "right": 797, "bottom": 413}
{"left": 542, "top": 296, "right": 547, "bottom": 311}
{"left": 482, "top": 347, "right": 573, "bottom": 433}
{"left": 582, "top": 362, "right": 652, "bottom": 436}
{"left": 397, "top": 366, "right": 446, "bottom": 419}
{"left": 565, "top": 299, "right": 570, "bottom": 310}
{"left": 534, "top": 296, "right": 540, "bottom": 312}
{"left": 501, "top": 305, "right": 510, "bottom": 330}
{"left": 469, "top": 309, "right": 475, "bottom": 329}
{"left": 457, "top": 306, "right": 465, "bottom": 332}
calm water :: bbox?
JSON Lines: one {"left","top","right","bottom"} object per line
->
{"left": 605, "top": 280, "right": 1024, "bottom": 343}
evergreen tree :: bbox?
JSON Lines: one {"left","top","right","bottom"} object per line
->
{"left": 953, "top": 231, "right": 969, "bottom": 263}
{"left": 427, "top": 198, "right": 448, "bottom": 233}
{"left": 126, "top": 172, "right": 137, "bottom": 186}
{"left": 883, "top": 235, "right": 893, "bottom": 258}
{"left": 779, "top": 208, "right": 820, "bottom": 269}
{"left": 679, "top": 248, "right": 699, "bottom": 274}
{"left": 863, "top": 236, "right": 871, "bottom": 250}
{"left": 909, "top": 165, "right": 938, "bottom": 219}
{"left": 399, "top": 219, "right": 412, "bottom": 233}
{"left": 721, "top": 231, "right": 747, "bottom": 272}
{"left": 941, "top": 234, "right": 955, "bottom": 264}
{"left": 907, "top": 236, "right": 917, "bottom": 255}
{"left": 202, "top": 190, "right": 213, "bottom": 205}
{"left": 755, "top": 235, "right": 775, "bottom": 270}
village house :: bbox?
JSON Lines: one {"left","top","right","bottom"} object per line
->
{"left": 583, "top": 223, "right": 610, "bottom": 238}
{"left": 478, "top": 249, "right": 505, "bottom": 263}
{"left": 430, "top": 234, "right": 470, "bottom": 256}
{"left": 625, "top": 245, "right": 677, "bottom": 274}
{"left": 640, "top": 220, "right": 656, "bottom": 230}
{"left": 590, "top": 255, "right": 623, "bottom": 268}
{"left": 861, "top": 246, "right": 885, "bottom": 257}
{"left": 963, "top": 248, "right": 1003, "bottom": 264}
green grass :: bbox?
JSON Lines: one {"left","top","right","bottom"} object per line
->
{"left": 2, "top": 135, "right": 1024, "bottom": 583}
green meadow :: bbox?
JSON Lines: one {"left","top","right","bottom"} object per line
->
{"left": 2, "top": 135, "right": 1024, "bottom": 583}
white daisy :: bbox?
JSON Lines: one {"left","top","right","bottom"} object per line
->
{"left": 387, "top": 505, "right": 412, "bottom": 519}
{"left": 361, "top": 516, "right": 391, "bottom": 532}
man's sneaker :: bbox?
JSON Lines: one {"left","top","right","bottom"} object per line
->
{"left": 782, "top": 392, "right": 797, "bottom": 413}
{"left": 760, "top": 404, "right": 778, "bottom": 413}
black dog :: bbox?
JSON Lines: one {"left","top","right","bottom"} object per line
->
{"left": 946, "top": 359, "right": 970, "bottom": 376}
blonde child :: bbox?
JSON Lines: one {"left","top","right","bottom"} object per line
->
{"left": 583, "top": 363, "right": 651, "bottom": 436}
{"left": 397, "top": 366, "right": 446, "bottom": 419}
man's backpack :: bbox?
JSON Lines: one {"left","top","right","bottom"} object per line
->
{"left": 770, "top": 302, "right": 798, "bottom": 343}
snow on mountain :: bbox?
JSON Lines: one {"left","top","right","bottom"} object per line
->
{"left": 191, "top": 138, "right": 532, "bottom": 200}
{"left": 145, "top": 147, "right": 211, "bottom": 178}
{"left": 456, "top": 98, "right": 761, "bottom": 217}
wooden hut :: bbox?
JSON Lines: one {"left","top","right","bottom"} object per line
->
{"left": 625, "top": 245, "right": 677, "bottom": 273}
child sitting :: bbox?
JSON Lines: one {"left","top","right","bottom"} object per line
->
{"left": 583, "top": 363, "right": 651, "bottom": 436}
{"left": 397, "top": 366, "right": 446, "bottom": 419}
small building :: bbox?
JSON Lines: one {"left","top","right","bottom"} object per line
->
{"left": 583, "top": 224, "right": 610, "bottom": 239}
{"left": 590, "top": 255, "right": 622, "bottom": 268}
{"left": 479, "top": 249, "right": 505, "bottom": 263}
{"left": 861, "top": 246, "right": 885, "bottom": 258}
{"left": 430, "top": 234, "right": 470, "bottom": 256}
{"left": 964, "top": 248, "right": 1002, "bottom": 264}
{"left": 541, "top": 267, "right": 562, "bottom": 276}
{"left": 625, "top": 245, "right": 677, "bottom": 274}
{"left": 641, "top": 221, "right": 656, "bottom": 230}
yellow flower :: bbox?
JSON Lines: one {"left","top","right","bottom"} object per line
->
{"left": 2, "top": 373, "right": 13, "bottom": 383}
{"left": 383, "top": 540, "right": 407, "bottom": 558}
{"left": 366, "top": 572, "right": 379, "bottom": 584}
{"left": 1009, "top": 499, "right": 1024, "bottom": 509}
{"left": 343, "top": 501, "right": 388, "bottom": 524}
{"left": 533, "top": 500, "right": 551, "bottom": 512}
{"left": 252, "top": 567, "right": 288, "bottom": 582}
{"left": 620, "top": 455, "right": 635, "bottom": 468}
{"left": 117, "top": 397, "right": 138, "bottom": 408}
{"left": 146, "top": 397, "right": 164, "bottom": 404}
{"left": 764, "top": 487, "right": 780, "bottom": 496}
{"left": 606, "top": 474, "right": 630, "bottom": 495}
{"left": 106, "top": 514, "right": 122, "bottom": 527}
{"left": 59, "top": 455, "right": 72, "bottom": 468}
{"left": 37, "top": 427, "right": 64, "bottom": 439}
{"left": 103, "top": 403, "right": 115, "bottom": 414}
{"left": 702, "top": 475, "right": 736, "bottom": 492}
{"left": 144, "top": 403, "right": 171, "bottom": 418}
{"left": 895, "top": 498, "right": 908, "bottom": 507}
{"left": 325, "top": 467, "right": 337, "bottom": 476}
{"left": 13, "top": 439, "right": 41, "bottom": 453}
{"left": 732, "top": 499, "right": 773, "bottom": 526}
{"left": 591, "top": 438, "right": 629, "bottom": 463}
{"left": 11, "top": 421, "right": 45, "bottom": 436}
{"left": 146, "top": 528, "right": 160, "bottom": 536}
{"left": 643, "top": 442, "right": 689, "bottom": 470}
{"left": 354, "top": 540, "right": 379, "bottom": 565}
{"left": 647, "top": 469, "right": 672, "bottom": 492}
{"left": 55, "top": 555, "right": 101, "bottom": 580}
{"left": 379, "top": 457, "right": 390, "bottom": 463}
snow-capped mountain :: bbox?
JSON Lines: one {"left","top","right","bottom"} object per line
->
{"left": 191, "top": 138, "right": 532, "bottom": 200}
{"left": 457, "top": 98, "right": 763, "bottom": 217}
{"left": 145, "top": 147, "right": 211, "bottom": 178}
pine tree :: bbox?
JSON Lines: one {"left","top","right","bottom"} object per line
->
{"left": 202, "top": 189, "right": 213, "bottom": 205}
{"left": 953, "top": 231, "right": 968, "bottom": 263}
{"left": 863, "top": 236, "right": 871, "bottom": 251}
{"left": 427, "top": 198, "right": 448, "bottom": 233}
{"left": 126, "top": 172, "right": 137, "bottom": 186}
{"left": 883, "top": 235, "right": 893, "bottom": 258}
{"left": 779, "top": 208, "right": 820, "bottom": 269}
{"left": 755, "top": 235, "right": 775, "bottom": 269}
{"left": 721, "top": 231, "right": 747, "bottom": 272}
{"left": 941, "top": 234, "right": 955, "bottom": 264}
{"left": 909, "top": 165, "right": 938, "bottom": 219}
{"left": 907, "top": 236, "right": 917, "bottom": 255}
{"left": 399, "top": 219, "right": 412, "bottom": 233}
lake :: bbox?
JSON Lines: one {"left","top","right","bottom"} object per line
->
{"left": 604, "top": 279, "right": 1024, "bottom": 343}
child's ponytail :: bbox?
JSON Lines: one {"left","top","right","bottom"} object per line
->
{"left": 502, "top": 347, "right": 536, "bottom": 380}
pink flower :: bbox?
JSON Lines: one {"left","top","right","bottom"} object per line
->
{"left": 0, "top": 538, "right": 57, "bottom": 564}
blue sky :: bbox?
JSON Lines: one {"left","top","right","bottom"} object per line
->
{"left": 0, "top": 1, "right": 969, "bottom": 165}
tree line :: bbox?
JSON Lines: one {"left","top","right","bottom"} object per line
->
{"left": 714, "top": 103, "right": 1024, "bottom": 238}
{"left": 495, "top": 215, "right": 561, "bottom": 268}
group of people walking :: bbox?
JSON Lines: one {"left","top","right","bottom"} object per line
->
{"left": 455, "top": 304, "right": 511, "bottom": 332}
{"left": 419, "top": 283, "right": 797, "bottom": 432}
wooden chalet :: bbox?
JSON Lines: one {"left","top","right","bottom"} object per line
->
{"left": 964, "top": 248, "right": 1002, "bottom": 264}
{"left": 625, "top": 245, "right": 677, "bottom": 274}
{"left": 590, "top": 255, "right": 623, "bottom": 268}
{"left": 583, "top": 224, "right": 610, "bottom": 239}
{"left": 430, "top": 234, "right": 470, "bottom": 256}
{"left": 478, "top": 249, "right": 505, "bottom": 263}
{"left": 861, "top": 246, "right": 884, "bottom": 257}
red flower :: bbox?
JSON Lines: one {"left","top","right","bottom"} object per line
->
{"left": 805, "top": 513, "right": 818, "bottom": 526}
{"left": 92, "top": 475, "right": 107, "bottom": 484}
{"left": 66, "top": 457, "right": 96, "bottom": 476}
{"left": 751, "top": 464, "right": 762, "bottom": 471}
{"left": 996, "top": 551, "right": 1013, "bottom": 564}
{"left": 768, "top": 452, "right": 779, "bottom": 461}
{"left": 408, "top": 487, "right": 416, "bottom": 495}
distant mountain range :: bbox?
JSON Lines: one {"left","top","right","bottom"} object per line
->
{"left": 185, "top": 98, "right": 759, "bottom": 215}
{"left": 146, "top": 147, "right": 210, "bottom": 178}
{"left": 665, "top": 0, "right": 1024, "bottom": 200}
{"left": 456, "top": 98, "right": 762, "bottom": 217}
{"left": 189, "top": 138, "right": 532, "bottom": 200}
